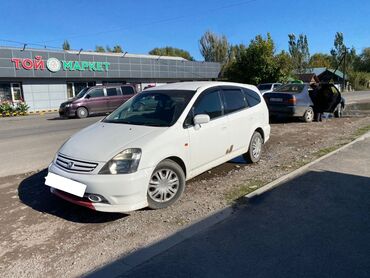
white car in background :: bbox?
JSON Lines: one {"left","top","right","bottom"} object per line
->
{"left": 45, "top": 81, "right": 270, "bottom": 213}
{"left": 257, "top": 83, "right": 282, "bottom": 94}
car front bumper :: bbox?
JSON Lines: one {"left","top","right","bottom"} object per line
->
{"left": 47, "top": 162, "right": 154, "bottom": 212}
{"left": 59, "top": 107, "right": 76, "bottom": 117}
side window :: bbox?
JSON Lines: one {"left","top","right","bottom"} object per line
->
{"left": 244, "top": 89, "right": 261, "bottom": 107}
{"left": 106, "top": 88, "right": 118, "bottom": 96}
{"left": 222, "top": 89, "right": 247, "bottom": 114}
{"left": 121, "top": 86, "right": 135, "bottom": 95}
{"left": 193, "top": 90, "right": 223, "bottom": 119}
{"left": 88, "top": 88, "right": 105, "bottom": 98}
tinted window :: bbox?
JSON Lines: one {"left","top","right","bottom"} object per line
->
{"left": 121, "top": 86, "right": 135, "bottom": 95}
{"left": 222, "top": 89, "right": 247, "bottom": 114}
{"left": 193, "top": 90, "right": 223, "bottom": 119}
{"left": 88, "top": 88, "right": 105, "bottom": 98}
{"left": 257, "top": 84, "right": 272, "bottom": 91}
{"left": 244, "top": 89, "right": 261, "bottom": 107}
{"left": 275, "top": 84, "right": 305, "bottom": 94}
{"left": 107, "top": 88, "right": 118, "bottom": 96}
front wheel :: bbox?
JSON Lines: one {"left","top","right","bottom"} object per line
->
{"left": 243, "top": 131, "right": 263, "bottom": 163}
{"left": 147, "top": 159, "right": 185, "bottom": 209}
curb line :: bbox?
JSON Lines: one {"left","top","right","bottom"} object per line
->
{"left": 245, "top": 131, "right": 370, "bottom": 199}
{"left": 87, "top": 131, "right": 370, "bottom": 278}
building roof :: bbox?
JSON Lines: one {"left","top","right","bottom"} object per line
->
{"left": 295, "top": 73, "right": 320, "bottom": 83}
{"left": 307, "top": 67, "right": 344, "bottom": 79}
{"left": 0, "top": 46, "right": 188, "bottom": 61}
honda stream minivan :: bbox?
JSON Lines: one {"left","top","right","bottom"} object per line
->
{"left": 59, "top": 84, "right": 136, "bottom": 118}
{"left": 46, "top": 82, "right": 270, "bottom": 212}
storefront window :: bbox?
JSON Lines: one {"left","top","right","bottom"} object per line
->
{"left": 11, "top": 83, "right": 23, "bottom": 102}
{"left": 67, "top": 82, "right": 74, "bottom": 98}
{"left": 0, "top": 83, "right": 12, "bottom": 102}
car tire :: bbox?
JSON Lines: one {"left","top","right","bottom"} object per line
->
{"left": 243, "top": 131, "right": 263, "bottom": 163}
{"left": 76, "top": 107, "right": 88, "bottom": 119}
{"left": 147, "top": 159, "right": 185, "bottom": 209}
{"left": 334, "top": 104, "right": 343, "bottom": 118}
{"left": 302, "top": 107, "right": 314, "bottom": 122}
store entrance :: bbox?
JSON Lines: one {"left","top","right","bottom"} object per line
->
{"left": 66, "top": 81, "right": 96, "bottom": 98}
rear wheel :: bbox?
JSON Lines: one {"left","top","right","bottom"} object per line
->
{"left": 334, "top": 104, "right": 343, "bottom": 118}
{"left": 243, "top": 131, "right": 263, "bottom": 163}
{"left": 147, "top": 159, "right": 185, "bottom": 209}
{"left": 76, "top": 107, "right": 88, "bottom": 119}
{"left": 302, "top": 107, "right": 314, "bottom": 122}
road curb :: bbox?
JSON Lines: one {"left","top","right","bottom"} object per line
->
{"left": 245, "top": 131, "right": 370, "bottom": 199}
{"left": 87, "top": 131, "right": 370, "bottom": 278}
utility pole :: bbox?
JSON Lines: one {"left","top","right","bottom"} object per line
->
{"left": 342, "top": 48, "right": 347, "bottom": 92}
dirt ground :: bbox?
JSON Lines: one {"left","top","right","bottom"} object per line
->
{"left": 1, "top": 115, "right": 370, "bottom": 278}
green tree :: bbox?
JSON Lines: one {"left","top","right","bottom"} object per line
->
{"left": 62, "top": 40, "right": 70, "bottom": 50}
{"left": 149, "top": 47, "right": 194, "bottom": 60}
{"left": 224, "top": 33, "right": 281, "bottom": 84}
{"left": 354, "top": 47, "right": 370, "bottom": 72}
{"left": 95, "top": 45, "right": 105, "bottom": 53}
{"left": 309, "top": 53, "right": 332, "bottom": 68}
{"left": 288, "top": 33, "right": 310, "bottom": 74}
{"left": 112, "top": 45, "right": 123, "bottom": 53}
{"left": 275, "top": 50, "right": 294, "bottom": 82}
{"left": 330, "top": 32, "right": 357, "bottom": 74}
{"left": 199, "top": 31, "right": 229, "bottom": 63}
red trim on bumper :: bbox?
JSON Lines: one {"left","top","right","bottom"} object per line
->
{"left": 52, "top": 189, "right": 95, "bottom": 210}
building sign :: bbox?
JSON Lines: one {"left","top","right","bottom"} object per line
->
{"left": 11, "top": 56, "right": 110, "bottom": 72}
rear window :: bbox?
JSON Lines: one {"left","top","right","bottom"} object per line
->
{"left": 222, "top": 89, "right": 247, "bottom": 114}
{"left": 275, "top": 84, "right": 305, "bottom": 94}
{"left": 121, "top": 86, "right": 135, "bottom": 95}
{"left": 244, "top": 89, "right": 261, "bottom": 107}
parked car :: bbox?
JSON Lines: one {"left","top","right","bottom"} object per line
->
{"left": 59, "top": 84, "right": 136, "bottom": 118}
{"left": 45, "top": 81, "right": 271, "bottom": 212}
{"left": 257, "top": 83, "right": 282, "bottom": 94}
{"left": 263, "top": 83, "right": 344, "bottom": 122}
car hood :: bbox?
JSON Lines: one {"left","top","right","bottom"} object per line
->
{"left": 59, "top": 121, "right": 165, "bottom": 162}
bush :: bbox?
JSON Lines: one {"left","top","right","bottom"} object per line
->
{"left": 348, "top": 71, "right": 370, "bottom": 90}
{"left": 0, "top": 101, "right": 29, "bottom": 116}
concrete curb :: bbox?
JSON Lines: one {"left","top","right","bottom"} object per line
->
{"left": 87, "top": 131, "right": 370, "bottom": 278}
{"left": 246, "top": 131, "right": 370, "bottom": 199}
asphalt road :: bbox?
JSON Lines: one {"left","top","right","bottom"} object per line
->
{"left": 106, "top": 134, "right": 370, "bottom": 278}
{"left": 0, "top": 114, "right": 103, "bottom": 177}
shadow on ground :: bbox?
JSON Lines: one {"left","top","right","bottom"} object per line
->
{"left": 88, "top": 170, "right": 370, "bottom": 278}
{"left": 18, "top": 169, "right": 126, "bottom": 223}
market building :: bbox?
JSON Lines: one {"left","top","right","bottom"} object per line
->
{"left": 0, "top": 46, "right": 221, "bottom": 111}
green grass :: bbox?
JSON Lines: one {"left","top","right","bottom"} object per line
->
{"left": 226, "top": 180, "right": 265, "bottom": 204}
{"left": 353, "top": 124, "right": 370, "bottom": 137}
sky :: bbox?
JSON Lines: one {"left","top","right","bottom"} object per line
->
{"left": 0, "top": 0, "right": 369, "bottom": 60}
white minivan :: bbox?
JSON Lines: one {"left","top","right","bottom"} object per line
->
{"left": 45, "top": 82, "right": 271, "bottom": 212}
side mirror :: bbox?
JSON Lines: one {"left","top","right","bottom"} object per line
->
{"left": 85, "top": 94, "right": 91, "bottom": 99}
{"left": 193, "top": 114, "right": 210, "bottom": 129}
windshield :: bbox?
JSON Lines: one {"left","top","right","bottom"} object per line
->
{"left": 103, "top": 90, "right": 196, "bottom": 127}
{"left": 274, "top": 84, "right": 306, "bottom": 94}
{"left": 75, "top": 87, "right": 89, "bottom": 99}
{"left": 257, "top": 84, "right": 272, "bottom": 91}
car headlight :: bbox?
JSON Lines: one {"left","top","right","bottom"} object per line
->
{"left": 99, "top": 148, "right": 142, "bottom": 174}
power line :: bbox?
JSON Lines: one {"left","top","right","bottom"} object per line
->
{"left": 0, "top": 38, "right": 61, "bottom": 50}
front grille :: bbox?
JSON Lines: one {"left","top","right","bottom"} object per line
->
{"left": 55, "top": 153, "right": 98, "bottom": 173}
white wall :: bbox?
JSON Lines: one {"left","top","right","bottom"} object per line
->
{"left": 22, "top": 80, "right": 67, "bottom": 111}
